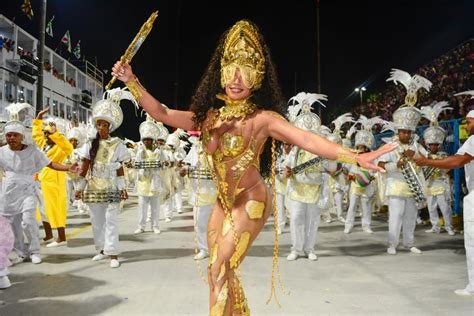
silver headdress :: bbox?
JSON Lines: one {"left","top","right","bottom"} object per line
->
{"left": 288, "top": 92, "right": 327, "bottom": 133}
{"left": 67, "top": 126, "right": 87, "bottom": 146}
{"left": 92, "top": 87, "right": 138, "bottom": 132}
{"left": 421, "top": 101, "right": 452, "bottom": 145}
{"left": 4, "top": 102, "right": 35, "bottom": 136}
{"left": 330, "top": 112, "right": 354, "bottom": 144}
{"left": 355, "top": 115, "right": 386, "bottom": 149}
{"left": 139, "top": 114, "right": 161, "bottom": 141}
{"left": 343, "top": 122, "right": 359, "bottom": 148}
{"left": 387, "top": 69, "right": 432, "bottom": 131}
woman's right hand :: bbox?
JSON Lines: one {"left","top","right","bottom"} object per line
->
{"left": 111, "top": 61, "right": 134, "bottom": 83}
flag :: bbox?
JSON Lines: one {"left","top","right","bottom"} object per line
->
{"left": 21, "top": 0, "right": 34, "bottom": 20}
{"left": 61, "top": 30, "right": 72, "bottom": 52}
{"left": 73, "top": 40, "right": 81, "bottom": 59}
{"left": 46, "top": 15, "right": 55, "bottom": 37}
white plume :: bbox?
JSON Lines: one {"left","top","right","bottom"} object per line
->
{"left": 420, "top": 101, "right": 452, "bottom": 125}
{"left": 332, "top": 113, "right": 354, "bottom": 133}
{"left": 455, "top": 90, "right": 474, "bottom": 99}
{"left": 287, "top": 92, "right": 327, "bottom": 122}
{"left": 386, "top": 69, "right": 432, "bottom": 93}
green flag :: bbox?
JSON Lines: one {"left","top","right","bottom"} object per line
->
{"left": 73, "top": 40, "right": 81, "bottom": 59}
{"left": 46, "top": 15, "right": 54, "bottom": 37}
{"left": 61, "top": 30, "right": 71, "bottom": 52}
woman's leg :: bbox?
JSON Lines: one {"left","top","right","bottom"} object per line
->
{"left": 207, "top": 185, "right": 271, "bottom": 315}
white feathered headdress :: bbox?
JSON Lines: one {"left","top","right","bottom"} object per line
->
{"left": 455, "top": 90, "right": 474, "bottom": 99}
{"left": 5, "top": 102, "right": 35, "bottom": 123}
{"left": 287, "top": 92, "right": 327, "bottom": 123}
{"left": 420, "top": 101, "right": 452, "bottom": 126}
{"left": 354, "top": 115, "right": 386, "bottom": 149}
{"left": 331, "top": 112, "right": 354, "bottom": 136}
{"left": 421, "top": 101, "right": 452, "bottom": 145}
{"left": 386, "top": 68, "right": 432, "bottom": 107}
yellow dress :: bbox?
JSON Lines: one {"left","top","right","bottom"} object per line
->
{"left": 32, "top": 119, "right": 73, "bottom": 228}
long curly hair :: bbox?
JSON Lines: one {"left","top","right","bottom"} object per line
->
{"left": 88, "top": 132, "right": 100, "bottom": 175}
{"left": 189, "top": 20, "right": 286, "bottom": 178}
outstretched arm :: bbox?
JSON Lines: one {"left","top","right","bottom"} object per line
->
{"left": 264, "top": 112, "right": 397, "bottom": 172}
{"left": 111, "top": 61, "right": 195, "bottom": 130}
{"left": 413, "top": 153, "right": 473, "bottom": 169}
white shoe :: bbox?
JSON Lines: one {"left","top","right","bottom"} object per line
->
{"left": 416, "top": 217, "right": 423, "bottom": 224}
{"left": 338, "top": 216, "right": 346, "bottom": 223}
{"left": 410, "top": 247, "right": 422, "bottom": 254}
{"left": 41, "top": 237, "right": 54, "bottom": 244}
{"left": 363, "top": 228, "right": 374, "bottom": 234}
{"left": 425, "top": 228, "right": 440, "bottom": 233}
{"left": 177, "top": 209, "right": 183, "bottom": 214}
{"left": 110, "top": 259, "right": 120, "bottom": 268}
{"left": 0, "top": 276, "right": 11, "bottom": 289}
{"left": 194, "top": 250, "right": 209, "bottom": 260}
{"left": 344, "top": 227, "right": 352, "bottom": 234}
{"left": 30, "top": 254, "right": 42, "bottom": 264}
{"left": 134, "top": 228, "right": 145, "bottom": 234}
{"left": 165, "top": 217, "right": 172, "bottom": 223}
{"left": 153, "top": 228, "right": 161, "bottom": 234}
{"left": 287, "top": 252, "right": 298, "bottom": 261}
{"left": 10, "top": 254, "right": 26, "bottom": 265}
{"left": 325, "top": 219, "right": 332, "bottom": 223}
{"left": 46, "top": 240, "right": 67, "bottom": 248}
{"left": 307, "top": 252, "right": 318, "bottom": 261}
{"left": 92, "top": 253, "right": 107, "bottom": 261}
{"left": 446, "top": 228, "right": 455, "bottom": 236}
{"left": 387, "top": 246, "right": 397, "bottom": 255}
{"left": 454, "top": 289, "right": 474, "bottom": 296}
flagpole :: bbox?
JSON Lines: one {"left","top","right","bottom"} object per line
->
{"left": 36, "top": 0, "right": 47, "bottom": 113}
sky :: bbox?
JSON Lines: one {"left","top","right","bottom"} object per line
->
{"left": 2, "top": 0, "right": 474, "bottom": 140}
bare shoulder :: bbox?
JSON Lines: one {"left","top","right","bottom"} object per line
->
{"left": 257, "top": 110, "right": 287, "bottom": 122}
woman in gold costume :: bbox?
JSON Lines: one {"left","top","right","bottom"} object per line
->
{"left": 113, "top": 20, "right": 396, "bottom": 315}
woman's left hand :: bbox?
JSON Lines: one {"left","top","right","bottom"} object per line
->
{"left": 357, "top": 143, "right": 399, "bottom": 172}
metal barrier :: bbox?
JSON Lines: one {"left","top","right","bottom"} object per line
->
{"left": 373, "top": 118, "right": 464, "bottom": 215}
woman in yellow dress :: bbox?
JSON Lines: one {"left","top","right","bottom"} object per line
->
{"left": 33, "top": 108, "right": 73, "bottom": 247}
{"left": 113, "top": 20, "right": 396, "bottom": 315}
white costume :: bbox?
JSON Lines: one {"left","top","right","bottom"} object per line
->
{"left": 379, "top": 69, "right": 431, "bottom": 255}
{"left": 285, "top": 92, "right": 327, "bottom": 261}
{"left": 76, "top": 89, "right": 132, "bottom": 266}
{"left": 420, "top": 102, "right": 454, "bottom": 235}
{"left": 0, "top": 103, "right": 49, "bottom": 261}
{"left": 275, "top": 149, "right": 289, "bottom": 234}
{"left": 66, "top": 127, "right": 88, "bottom": 213}
{"left": 163, "top": 130, "right": 187, "bottom": 221}
{"left": 135, "top": 117, "right": 165, "bottom": 233}
{"left": 454, "top": 106, "right": 474, "bottom": 295}
{"left": 344, "top": 115, "right": 385, "bottom": 234}
{"left": 183, "top": 140, "right": 217, "bottom": 259}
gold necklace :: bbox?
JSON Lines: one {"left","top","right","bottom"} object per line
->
{"left": 216, "top": 94, "right": 257, "bottom": 122}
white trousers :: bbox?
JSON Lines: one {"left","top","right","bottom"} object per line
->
{"left": 163, "top": 190, "right": 183, "bottom": 218}
{"left": 5, "top": 209, "right": 40, "bottom": 257}
{"left": 67, "top": 179, "right": 75, "bottom": 206}
{"left": 427, "top": 194, "right": 452, "bottom": 230}
{"left": 333, "top": 191, "right": 344, "bottom": 218}
{"left": 138, "top": 195, "right": 160, "bottom": 229}
{"left": 345, "top": 193, "right": 372, "bottom": 230}
{"left": 463, "top": 192, "right": 474, "bottom": 294}
{"left": 288, "top": 199, "right": 321, "bottom": 254}
{"left": 89, "top": 203, "right": 119, "bottom": 256}
{"left": 388, "top": 196, "right": 417, "bottom": 248}
{"left": 276, "top": 193, "right": 287, "bottom": 229}
{"left": 194, "top": 204, "right": 212, "bottom": 252}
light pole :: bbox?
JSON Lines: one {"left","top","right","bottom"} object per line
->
{"left": 354, "top": 86, "right": 366, "bottom": 106}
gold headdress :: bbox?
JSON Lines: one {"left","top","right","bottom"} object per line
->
{"left": 220, "top": 20, "right": 265, "bottom": 90}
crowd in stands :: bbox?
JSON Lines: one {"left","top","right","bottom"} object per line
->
{"left": 351, "top": 40, "right": 474, "bottom": 131}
